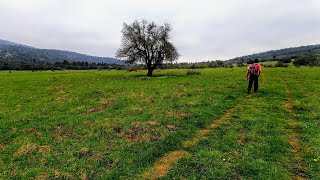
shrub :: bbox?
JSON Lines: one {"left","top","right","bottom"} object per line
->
{"left": 266, "top": 64, "right": 274, "bottom": 68}
{"left": 275, "top": 61, "right": 289, "bottom": 67}
{"left": 186, "top": 69, "right": 200, "bottom": 75}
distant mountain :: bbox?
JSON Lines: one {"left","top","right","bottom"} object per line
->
{"left": 229, "top": 44, "right": 320, "bottom": 63}
{"left": 0, "top": 39, "right": 123, "bottom": 65}
{"left": 0, "top": 39, "right": 32, "bottom": 48}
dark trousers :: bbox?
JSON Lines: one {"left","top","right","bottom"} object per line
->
{"left": 248, "top": 75, "right": 259, "bottom": 92}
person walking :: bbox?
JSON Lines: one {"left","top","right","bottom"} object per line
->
{"left": 246, "top": 59, "right": 262, "bottom": 93}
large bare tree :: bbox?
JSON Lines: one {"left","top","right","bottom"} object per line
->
{"left": 116, "top": 20, "right": 179, "bottom": 76}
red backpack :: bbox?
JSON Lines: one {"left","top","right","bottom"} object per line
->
{"left": 248, "top": 64, "right": 260, "bottom": 76}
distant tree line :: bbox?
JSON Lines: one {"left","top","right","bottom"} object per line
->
{"left": 1, "top": 53, "right": 319, "bottom": 71}
{"left": 0, "top": 58, "right": 237, "bottom": 71}
{"left": 159, "top": 61, "right": 234, "bottom": 69}
{"left": 0, "top": 59, "right": 125, "bottom": 70}
{"left": 235, "top": 52, "right": 320, "bottom": 67}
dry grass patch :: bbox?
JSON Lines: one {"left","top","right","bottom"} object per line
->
{"left": 98, "top": 98, "right": 118, "bottom": 105}
{"left": 123, "top": 121, "right": 178, "bottom": 143}
{"left": 54, "top": 125, "right": 74, "bottom": 140}
{"left": 166, "top": 111, "right": 190, "bottom": 120}
{"left": 22, "top": 128, "right": 37, "bottom": 133}
{"left": 142, "top": 150, "right": 189, "bottom": 179}
{"left": 86, "top": 107, "right": 105, "bottom": 114}
{"left": 144, "top": 97, "right": 155, "bottom": 103}
{"left": 130, "top": 107, "right": 144, "bottom": 113}
{"left": 51, "top": 97, "right": 67, "bottom": 102}
{"left": 238, "top": 129, "right": 247, "bottom": 146}
{"left": 38, "top": 145, "right": 51, "bottom": 154}
{"left": 14, "top": 143, "right": 38, "bottom": 157}
{"left": 77, "top": 105, "right": 86, "bottom": 110}
{"left": 53, "top": 170, "right": 74, "bottom": 179}
{"left": 35, "top": 172, "right": 49, "bottom": 180}
{"left": 14, "top": 143, "right": 51, "bottom": 157}
{"left": 83, "top": 120, "right": 94, "bottom": 126}
{"left": 183, "top": 129, "right": 210, "bottom": 148}
{"left": 56, "top": 90, "right": 69, "bottom": 95}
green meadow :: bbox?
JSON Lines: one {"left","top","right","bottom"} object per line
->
{"left": 0, "top": 67, "right": 319, "bottom": 179}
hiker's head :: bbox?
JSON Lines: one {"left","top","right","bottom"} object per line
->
{"left": 254, "top": 59, "right": 259, "bottom": 63}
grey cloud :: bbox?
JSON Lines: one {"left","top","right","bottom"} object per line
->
{"left": 0, "top": 0, "right": 319, "bottom": 62}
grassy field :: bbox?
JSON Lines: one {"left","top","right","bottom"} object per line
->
{"left": 0, "top": 67, "right": 319, "bottom": 179}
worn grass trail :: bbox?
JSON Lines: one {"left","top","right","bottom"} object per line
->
{"left": 141, "top": 71, "right": 271, "bottom": 179}
{"left": 141, "top": 97, "right": 248, "bottom": 179}
{"left": 162, "top": 68, "right": 319, "bottom": 179}
{"left": 284, "top": 81, "right": 308, "bottom": 179}
{"left": 283, "top": 68, "right": 320, "bottom": 179}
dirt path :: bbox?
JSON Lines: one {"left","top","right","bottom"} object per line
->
{"left": 140, "top": 98, "right": 247, "bottom": 179}
{"left": 284, "top": 82, "right": 308, "bottom": 179}
{"left": 140, "top": 74, "right": 267, "bottom": 179}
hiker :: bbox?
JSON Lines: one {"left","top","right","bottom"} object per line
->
{"left": 246, "top": 59, "right": 262, "bottom": 93}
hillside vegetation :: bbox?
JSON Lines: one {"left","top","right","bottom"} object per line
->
{"left": 229, "top": 44, "right": 320, "bottom": 64}
{"left": 0, "top": 39, "right": 123, "bottom": 70}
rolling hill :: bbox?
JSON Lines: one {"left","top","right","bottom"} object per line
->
{"left": 0, "top": 39, "right": 123, "bottom": 65}
{"left": 229, "top": 44, "right": 320, "bottom": 63}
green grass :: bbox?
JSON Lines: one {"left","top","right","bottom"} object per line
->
{"left": 0, "top": 67, "right": 319, "bottom": 179}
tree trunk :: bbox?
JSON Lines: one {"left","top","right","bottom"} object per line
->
{"left": 147, "top": 68, "right": 153, "bottom": 76}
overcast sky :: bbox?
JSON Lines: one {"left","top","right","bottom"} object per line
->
{"left": 1, "top": 0, "right": 320, "bottom": 62}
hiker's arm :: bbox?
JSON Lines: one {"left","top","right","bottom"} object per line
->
{"left": 246, "top": 69, "right": 249, "bottom": 78}
{"left": 258, "top": 65, "right": 262, "bottom": 74}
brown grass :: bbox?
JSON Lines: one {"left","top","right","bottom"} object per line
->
{"left": 53, "top": 97, "right": 66, "bottom": 102}
{"left": 38, "top": 145, "right": 51, "bottom": 154}
{"left": 35, "top": 172, "right": 48, "bottom": 180}
{"left": 86, "top": 107, "right": 105, "bottom": 114}
{"left": 14, "top": 143, "right": 52, "bottom": 157}
{"left": 0, "top": 144, "right": 6, "bottom": 149}
{"left": 81, "top": 172, "right": 88, "bottom": 180}
{"left": 142, "top": 150, "right": 189, "bottom": 179}
{"left": 165, "top": 125, "right": 178, "bottom": 131}
{"left": 166, "top": 111, "right": 190, "bottom": 120}
{"left": 14, "top": 143, "right": 38, "bottom": 157}
{"left": 238, "top": 129, "right": 247, "bottom": 146}
{"left": 98, "top": 98, "right": 118, "bottom": 105}
{"left": 145, "top": 97, "right": 155, "bottom": 103}
{"left": 124, "top": 121, "right": 165, "bottom": 143}
{"left": 23, "top": 128, "right": 37, "bottom": 133}
{"left": 121, "top": 121, "right": 178, "bottom": 143}
{"left": 183, "top": 129, "right": 210, "bottom": 148}
{"left": 54, "top": 125, "right": 74, "bottom": 140}
{"left": 130, "top": 107, "right": 143, "bottom": 112}
{"left": 53, "top": 170, "right": 74, "bottom": 179}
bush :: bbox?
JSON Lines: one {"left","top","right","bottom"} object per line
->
{"left": 266, "top": 64, "right": 274, "bottom": 68}
{"left": 126, "top": 66, "right": 139, "bottom": 72}
{"left": 236, "top": 59, "right": 245, "bottom": 67}
{"left": 293, "top": 55, "right": 319, "bottom": 67}
{"left": 186, "top": 69, "right": 200, "bottom": 75}
{"left": 275, "top": 61, "right": 289, "bottom": 67}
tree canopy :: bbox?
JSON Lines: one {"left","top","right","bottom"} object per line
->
{"left": 116, "top": 19, "right": 179, "bottom": 76}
